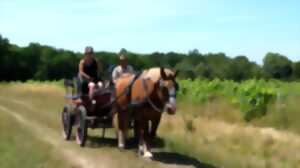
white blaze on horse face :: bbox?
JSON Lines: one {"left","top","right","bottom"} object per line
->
{"left": 166, "top": 86, "right": 176, "bottom": 114}
{"left": 169, "top": 87, "right": 176, "bottom": 103}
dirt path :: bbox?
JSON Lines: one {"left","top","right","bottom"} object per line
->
{"left": 0, "top": 97, "right": 195, "bottom": 168}
{"left": 0, "top": 104, "right": 107, "bottom": 168}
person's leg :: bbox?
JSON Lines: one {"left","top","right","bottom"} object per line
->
{"left": 88, "top": 82, "right": 95, "bottom": 99}
{"left": 81, "top": 81, "right": 89, "bottom": 95}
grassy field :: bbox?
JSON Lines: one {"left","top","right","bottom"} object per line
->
{"left": 0, "top": 83, "right": 205, "bottom": 168}
{"left": 0, "top": 108, "right": 71, "bottom": 168}
{"left": 1, "top": 82, "right": 300, "bottom": 168}
{"left": 159, "top": 103, "right": 300, "bottom": 168}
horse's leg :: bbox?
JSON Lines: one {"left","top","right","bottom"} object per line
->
{"left": 138, "top": 120, "right": 153, "bottom": 158}
{"left": 150, "top": 113, "right": 162, "bottom": 138}
{"left": 145, "top": 120, "right": 150, "bottom": 134}
{"left": 118, "top": 129, "right": 125, "bottom": 149}
{"left": 133, "top": 119, "right": 140, "bottom": 141}
{"left": 137, "top": 121, "right": 145, "bottom": 156}
{"left": 142, "top": 121, "right": 153, "bottom": 158}
{"left": 117, "top": 110, "right": 128, "bottom": 149}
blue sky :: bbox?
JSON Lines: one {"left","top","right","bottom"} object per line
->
{"left": 0, "top": 0, "right": 299, "bottom": 63}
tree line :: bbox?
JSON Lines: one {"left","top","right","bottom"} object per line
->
{"left": 0, "top": 34, "right": 299, "bottom": 81}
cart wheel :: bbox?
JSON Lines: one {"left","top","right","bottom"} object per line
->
{"left": 76, "top": 105, "right": 88, "bottom": 147}
{"left": 62, "top": 105, "right": 73, "bottom": 140}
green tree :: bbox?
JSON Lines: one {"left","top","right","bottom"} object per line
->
{"left": 195, "top": 62, "right": 211, "bottom": 78}
{"left": 263, "top": 53, "right": 293, "bottom": 79}
{"left": 226, "top": 56, "right": 254, "bottom": 81}
{"left": 149, "top": 52, "right": 168, "bottom": 67}
{"left": 250, "top": 64, "right": 265, "bottom": 79}
{"left": 0, "top": 35, "right": 11, "bottom": 80}
{"left": 165, "top": 52, "right": 183, "bottom": 68}
{"left": 293, "top": 61, "right": 300, "bottom": 79}
{"left": 175, "top": 59, "right": 196, "bottom": 79}
{"left": 188, "top": 49, "right": 200, "bottom": 56}
{"left": 204, "top": 53, "right": 231, "bottom": 79}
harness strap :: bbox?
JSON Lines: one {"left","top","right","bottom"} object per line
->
{"left": 97, "top": 72, "right": 141, "bottom": 110}
{"left": 126, "top": 72, "right": 141, "bottom": 101}
{"left": 141, "top": 78, "right": 165, "bottom": 113}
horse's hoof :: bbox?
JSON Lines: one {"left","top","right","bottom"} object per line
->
{"left": 118, "top": 144, "right": 125, "bottom": 150}
{"left": 138, "top": 146, "right": 144, "bottom": 156}
{"left": 143, "top": 151, "right": 153, "bottom": 158}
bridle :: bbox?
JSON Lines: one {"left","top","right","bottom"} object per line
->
{"left": 142, "top": 76, "right": 177, "bottom": 113}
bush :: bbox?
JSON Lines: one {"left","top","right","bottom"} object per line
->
{"left": 178, "top": 79, "right": 278, "bottom": 121}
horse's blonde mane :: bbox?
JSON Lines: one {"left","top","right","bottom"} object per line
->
{"left": 142, "top": 67, "right": 174, "bottom": 83}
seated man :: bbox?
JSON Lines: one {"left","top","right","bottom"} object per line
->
{"left": 112, "top": 54, "right": 135, "bottom": 84}
{"left": 78, "top": 46, "right": 103, "bottom": 98}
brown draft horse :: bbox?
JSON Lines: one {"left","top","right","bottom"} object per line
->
{"left": 114, "top": 67, "right": 179, "bottom": 158}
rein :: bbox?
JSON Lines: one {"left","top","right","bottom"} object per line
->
{"left": 95, "top": 73, "right": 141, "bottom": 110}
{"left": 141, "top": 78, "right": 165, "bottom": 113}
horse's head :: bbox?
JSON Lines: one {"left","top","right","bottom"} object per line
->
{"left": 157, "top": 67, "right": 179, "bottom": 114}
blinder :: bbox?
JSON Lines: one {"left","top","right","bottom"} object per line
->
{"left": 158, "top": 77, "right": 178, "bottom": 98}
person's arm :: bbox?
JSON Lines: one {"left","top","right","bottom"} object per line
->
{"left": 112, "top": 67, "right": 119, "bottom": 84}
{"left": 79, "top": 60, "right": 91, "bottom": 80}
{"left": 129, "top": 65, "right": 135, "bottom": 74}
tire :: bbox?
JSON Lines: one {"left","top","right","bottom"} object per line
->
{"left": 62, "top": 105, "right": 73, "bottom": 140}
{"left": 76, "top": 105, "right": 88, "bottom": 147}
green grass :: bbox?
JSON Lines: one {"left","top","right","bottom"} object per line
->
{"left": 158, "top": 89, "right": 300, "bottom": 168}
{"left": 253, "top": 93, "right": 300, "bottom": 134}
{"left": 159, "top": 113, "right": 300, "bottom": 168}
{"left": 0, "top": 110, "right": 71, "bottom": 168}
{"left": 2, "top": 81, "right": 300, "bottom": 168}
{"left": 178, "top": 79, "right": 300, "bottom": 132}
{"left": 0, "top": 83, "right": 172, "bottom": 168}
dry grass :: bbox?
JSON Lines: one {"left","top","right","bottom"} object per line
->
{"left": 253, "top": 96, "right": 300, "bottom": 135}
{"left": 159, "top": 112, "right": 300, "bottom": 168}
{"left": 178, "top": 98, "right": 243, "bottom": 124}
{"left": 0, "top": 83, "right": 185, "bottom": 168}
{"left": 2, "top": 83, "right": 300, "bottom": 168}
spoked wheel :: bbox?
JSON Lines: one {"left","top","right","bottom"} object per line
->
{"left": 62, "top": 105, "right": 73, "bottom": 140}
{"left": 76, "top": 105, "right": 88, "bottom": 147}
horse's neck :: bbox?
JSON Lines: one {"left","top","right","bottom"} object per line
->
{"left": 142, "top": 78, "right": 166, "bottom": 106}
{"left": 142, "top": 69, "right": 161, "bottom": 83}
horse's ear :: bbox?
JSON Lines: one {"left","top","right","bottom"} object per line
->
{"left": 174, "top": 70, "right": 179, "bottom": 78}
{"left": 160, "top": 67, "right": 167, "bottom": 79}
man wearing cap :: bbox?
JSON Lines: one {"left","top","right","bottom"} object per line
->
{"left": 111, "top": 54, "right": 135, "bottom": 84}
{"left": 78, "top": 46, "right": 102, "bottom": 98}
